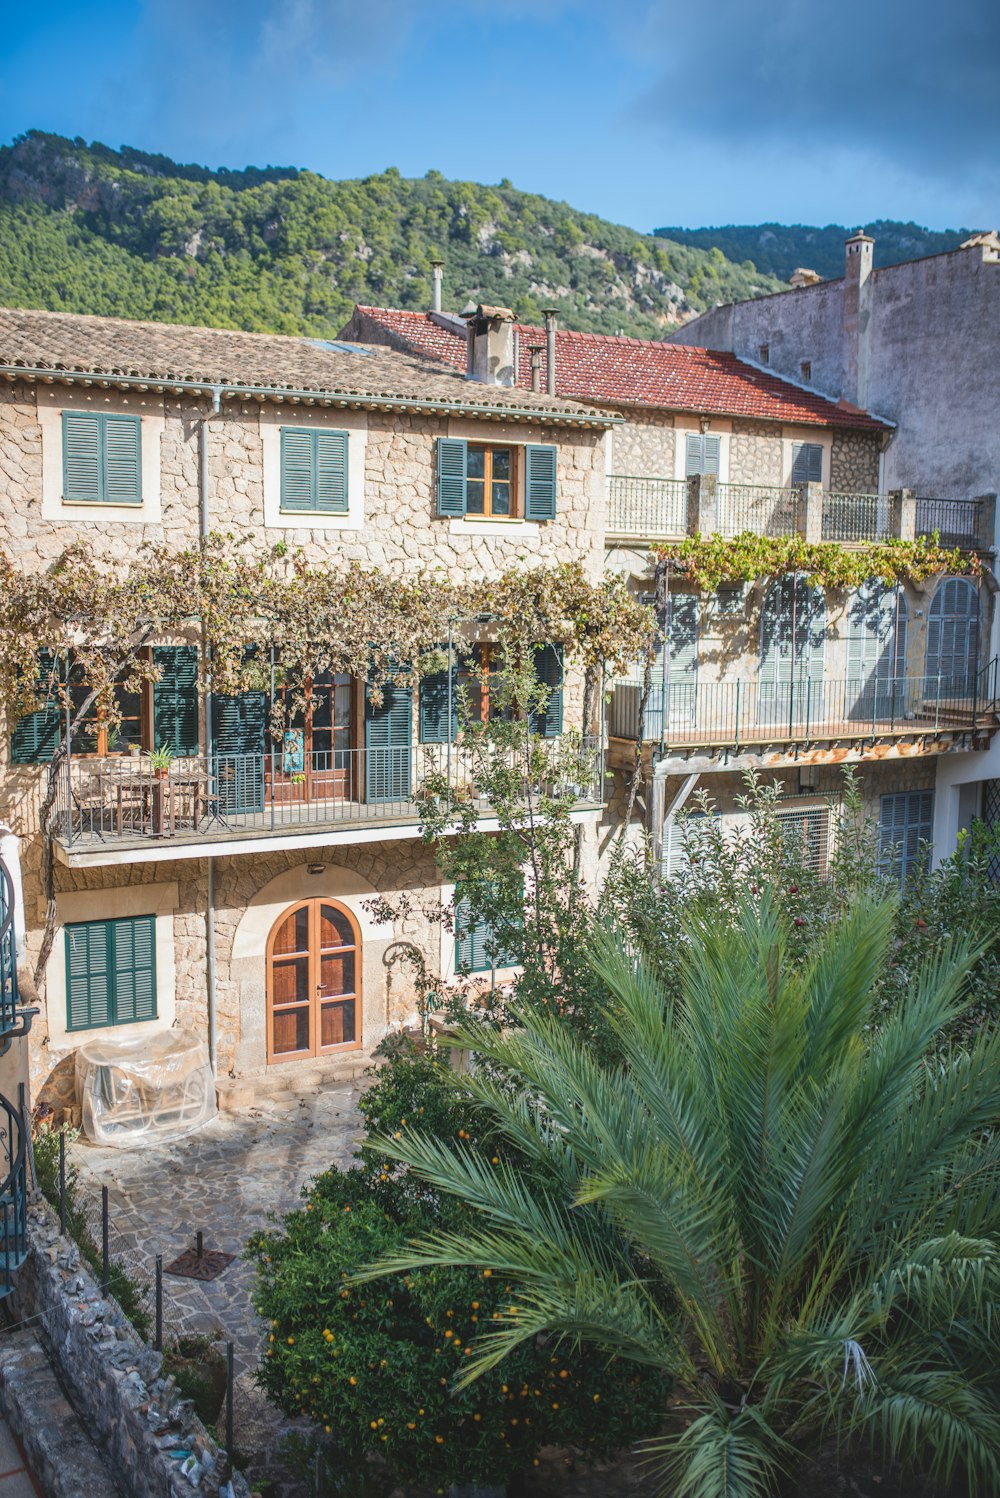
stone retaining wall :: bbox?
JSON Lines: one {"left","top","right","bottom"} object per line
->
{"left": 12, "top": 1198, "right": 250, "bottom": 1498}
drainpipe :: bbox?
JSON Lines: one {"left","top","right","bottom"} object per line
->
{"left": 542, "top": 309, "right": 558, "bottom": 397}
{"left": 430, "top": 260, "right": 443, "bottom": 313}
{"left": 201, "top": 387, "right": 222, "bottom": 1074}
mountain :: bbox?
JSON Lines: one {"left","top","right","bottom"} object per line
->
{"left": 652, "top": 220, "right": 980, "bottom": 285}
{"left": 0, "top": 131, "right": 784, "bottom": 341}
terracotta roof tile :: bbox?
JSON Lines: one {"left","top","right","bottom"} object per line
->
{"left": 352, "top": 306, "right": 891, "bottom": 432}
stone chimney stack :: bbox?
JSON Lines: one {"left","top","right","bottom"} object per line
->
{"left": 430, "top": 260, "right": 443, "bottom": 313}
{"left": 842, "top": 230, "right": 874, "bottom": 408}
{"left": 461, "top": 305, "right": 517, "bottom": 386}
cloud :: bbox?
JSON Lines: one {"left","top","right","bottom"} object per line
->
{"left": 632, "top": 0, "right": 999, "bottom": 194}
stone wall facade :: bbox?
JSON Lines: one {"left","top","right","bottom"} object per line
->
{"left": 830, "top": 429, "right": 881, "bottom": 494}
{"left": 727, "top": 419, "right": 784, "bottom": 485}
{"left": 611, "top": 408, "right": 676, "bottom": 478}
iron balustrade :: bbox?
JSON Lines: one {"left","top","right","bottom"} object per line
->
{"left": 915, "top": 498, "right": 985, "bottom": 550}
{"left": 609, "top": 666, "right": 999, "bottom": 749}
{"left": 821, "top": 492, "right": 892, "bottom": 543}
{"left": 52, "top": 739, "right": 605, "bottom": 849}
{"left": 0, "top": 860, "right": 17, "bottom": 1038}
{"left": 717, "top": 484, "right": 801, "bottom": 538}
{"left": 607, "top": 475, "right": 687, "bottom": 538}
{"left": 0, "top": 1091, "right": 28, "bottom": 1299}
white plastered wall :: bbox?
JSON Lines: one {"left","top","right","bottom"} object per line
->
{"left": 38, "top": 386, "right": 165, "bottom": 526}
{"left": 260, "top": 406, "right": 368, "bottom": 531}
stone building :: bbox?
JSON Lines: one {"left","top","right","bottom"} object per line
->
{"left": 341, "top": 299, "right": 999, "bottom": 879}
{"left": 0, "top": 306, "right": 615, "bottom": 1110}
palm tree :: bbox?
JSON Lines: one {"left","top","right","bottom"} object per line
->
{"left": 360, "top": 893, "right": 1000, "bottom": 1497}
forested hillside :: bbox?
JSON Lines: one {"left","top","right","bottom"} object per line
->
{"left": 653, "top": 219, "right": 977, "bottom": 284}
{"left": 0, "top": 131, "right": 783, "bottom": 339}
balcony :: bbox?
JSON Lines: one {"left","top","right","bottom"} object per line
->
{"left": 51, "top": 740, "right": 604, "bottom": 864}
{"left": 0, "top": 856, "right": 32, "bottom": 1301}
{"left": 606, "top": 475, "right": 994, "bottom": 550}
{"left": 608, "top": 669, "right": 1000, "bottom": 757}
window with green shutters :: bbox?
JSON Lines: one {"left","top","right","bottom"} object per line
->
{"left": 455, "top": 885, "right": 522, "bottom": 973}
{"left": 685, "top": 433, "right": 721, "bottom": 477}
{"left": 62, "top": 412, "right": 142, "bottom": 505}
{"left": 419, "top": 643, "right": 563, "bottom": 741}
{"left": 279, "top": 428, "right": 349, "bottom": 513}
{"left": 791, "top": 442, "right": 823, "bottom": 485}
{"left": 879, "top": 791, "right": 934, "bottom": 885}
{"left": 435, "top": 439, "right": 558, "bottom": 519}
{"left": 10, "top": 649, "right": 63, "bottom": 765}
{"left": 152, "top": 646, "right": 200, "bottom": 755}
{"left": 65, "top": 915, "right": 157, "bottom": 1031}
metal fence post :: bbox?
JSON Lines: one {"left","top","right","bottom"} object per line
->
{"left": 101, "top": 1185, "right": 109, "bottom": 1295}
{"left": 59, "top": 1131, "right": 66, "bottom": 1237}
{"left": 226, "top": 1340, "right": 235, "bottom": 1468}
{"left": 155, "top": 1255, "right": 163, "bottom": 1353}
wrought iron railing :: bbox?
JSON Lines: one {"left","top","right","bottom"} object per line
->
{"left": 52, "top": 739, "right": 605, "bottom": 849}
{"left": 915, "top": 498, "right": 986, "bottom": 550}
{"left": 717, "top": 484, "right": 801, "bottom": 538}
{"left": 607, "top": 475, "right": 687, "bottom": 538}
{"left": 0, "top": 860, "right": 18, "bottom": 1039}
{"left": 609, "top": 664, "right": 999, "bottom": 748}
{"left": 821, "top": 492, "right": 892, "bottom": 543}
{"left": 0, "top": 1091, "right": 27, "bottom": 1299}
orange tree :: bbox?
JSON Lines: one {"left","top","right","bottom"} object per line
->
{"left": 246, "top": 1049, "right": 670, "bottom": 1486}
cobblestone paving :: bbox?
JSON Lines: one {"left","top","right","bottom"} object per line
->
{"left": 69, "top": 1083, "right": 365, "bottom": 1375}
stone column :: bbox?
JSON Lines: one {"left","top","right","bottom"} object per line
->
{"left": 802, "top": 481, "right": 824, "bottom": 543}
{"left": 687, "top": 474, "right": 718, "bottom": 535}
{"left": 974, "top": 493, "right": 998, "bottom": 550}
{"left": 890, "top": 488, "right": 916, "bottom": 541}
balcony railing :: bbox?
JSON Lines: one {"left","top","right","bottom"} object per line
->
{"left": 0, "top": 860, "right": 17, "bottom": 1039}
{"left": 607, "top": 476, "right": 687, "bottom": 538}
{"left": 717, "top": 483, "right": 801, "bottom": 538}
{"left": 821, "top": 492, "right": 892, "bottom": 543}
{"left": 915, "top": 498, "right": 988, "bottom": 550}
{"left": 609, "top": 666, "right": 999, "bottom": 749}
{"left": 0, "top": 1092, "right": 27, "bottom": 1299}
{"left": 52, "top": 739, "right": 604, "bottom": 851}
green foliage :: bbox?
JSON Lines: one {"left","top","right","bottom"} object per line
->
{"left": 362, "top": 894, "right": 1000, "bottom": 1497}
{"left": 659, "top": 532, "right": 981, "bottom": 591}
{"left": 0, "top": 131, "right": 783, "bottom": 338}
{"left": 653, "top": 219, "right": 976, "bottom": 283}
{"left": 246, "top": 1054, "right": 669, "bottom": 1486}
{"left": 33, "top": 1125, "right": 152, "bottom": 1339}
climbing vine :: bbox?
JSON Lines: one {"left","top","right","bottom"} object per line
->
{"left": 655, "top": 532, "right": 983, "bottom": 592}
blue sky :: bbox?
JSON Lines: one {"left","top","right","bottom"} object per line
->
{"left": 1, "top": 0, "right": 996, "bottom": 233}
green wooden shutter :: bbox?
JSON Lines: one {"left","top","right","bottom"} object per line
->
{"left": 65, "top": 921, "right": 111, "bottom": 1031}
{"left": 314, "top": 431, "right": 349, "bottom": 513}
{"left": 102, "top": 415, "right": 142, "bottom": 504}
{"left": 436, "top": 439, "right": 467, "bottom": 517}
{"left": 419, "top": 658, "right": 456, "bottom": 743}
{"left": 280, "top": 429, "right": 315, "bottom": 511}
{"left": 153, "top": 646, "right": 199, "bottom": 755}
{"left": 111, "top": 916, "right": 156, "bottom": 1024}
{"left": 10, "top": 649, "right": 62, "bottom": 764}
{"left": 791, "top": 442, "right": 823, "bottom": 485}
{"left": 365, "top": 677, "right": 413, "bottom": 802}
{"left": 524, "top": 444, "right": 557, "bottom": 520}
{"left": 62, "top": 412, "right": 102, "bottom": 502}
{"left": 455, "top": 885, "right": 521, "bottom": 972}
{"left": 531, "top": 644, "right": 564, "bottom": 738}
{"left": 212, "top": 692, "right": 266, "bottom": 813}
{"left": 665, "top": 594, "right": 698, "bottom": 727}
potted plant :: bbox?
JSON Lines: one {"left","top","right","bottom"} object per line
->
{"left": 144, "top": 744, "right": 175, "bottom": 779}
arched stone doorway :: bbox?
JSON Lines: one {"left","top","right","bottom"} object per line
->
{"left": 266, "top": 898, "right": 361, "bottom": 1063}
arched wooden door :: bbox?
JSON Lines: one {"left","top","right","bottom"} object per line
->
{"left": 266, "top": 898, "right": 361, "bottom": 1063}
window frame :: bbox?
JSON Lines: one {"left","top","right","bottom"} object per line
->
{"left": 879, "top": 790, "right": 935, "bottom": 885}
{"left": 464, "top": 443, "right": 518, "bottom": 519}
{"left": 278, "top": 426, "right": 350, "bottom": 515}
{"left": 65, "top": 914, "right": 157, "bottom": 1032}
{"left": 61, "top": 411, "right": 143, "bottom": 507}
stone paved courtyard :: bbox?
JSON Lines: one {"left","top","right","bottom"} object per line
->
{"left": 69, "top": 1080, "right": 366, "bottom": 1375}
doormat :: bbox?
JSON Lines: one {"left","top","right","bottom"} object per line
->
{"left": 164, "top": 1245, "right": 235, "bottom": 1282}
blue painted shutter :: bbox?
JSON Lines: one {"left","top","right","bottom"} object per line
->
{"left": 10, "top": 650, "right": 62, "bottom": 764}
{"left": 685, "top": 434, "right": 720, "bottom": 477}
{"left": 66, "top": 920, "right": 111, "bottom": 1031}
{"left": 153, "top": 646, "right": 199, "bottom": 755}
{"left": 524, "top": 444, "right": 557, "bottom": 520}
{"left": 111, "top": 916, "right": 157, "bottom": 1024}
{"left": 665, "top": 594, "right": 698, "bottom": 727}
{"left": 880, "top": 791, "right": 934, "bottom": 884}
{"left": 436, "top": 439, "right": 467, "bottom": 516}
{"left": 926, "top": 577, "right": 979, "bottom": 692}
{"left": 62, "top": 413, "right": 102, "bottom": 502}
{"left": 455, "top": 885, "right": 521, "bottom": 971}
{"left": 314, "top": 431, "right": 349, "bottom": 513}
{"left": 212, "top": 692, "right": 266, "bottom": 813}
{"left": 102, "top": 415, "right": 142, "bottom": 504}
{"left": 531, "top": 644, "right": 564, "bottom": 738}
{"left": 791, "top": 442, "right": 823, "bottom": 485}
{"left": 759, "top": 577, "right": 825, "bottom": 722}
{"left": 419, "top": 658, "right": 456, "bottom": 744}
{"left": 365, "top": 678, "right": 413, "bottom": 802}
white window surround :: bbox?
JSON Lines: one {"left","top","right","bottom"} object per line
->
{"left": 671, "top": 422, "right": 730, "bottom": 484}
{"left": 783, "top": 434, "right": 831, "bottom": 488}
{"left": 260, "top": 406, "right": 367, "bottom": 531}
{"left": 438, "top": 882, "right": 521, "bottom": 983}
{"left": 45, "top": 881, "right": 178, "bottom": 1051}
{"left": 38, "top": 387, "right": 164, "bottom": 526}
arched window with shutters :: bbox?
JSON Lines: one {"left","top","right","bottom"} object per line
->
{"left": 925, "top": 578, "right": 980, "bottom": 696}
{"left": 846, "top": 581, "right": 908, "bottom": 720}
{"left": 758, "top": 576, "right": 826, "bottom": 726}
{"left": 266, "top": 898, "right": 361, "bottom": 1063}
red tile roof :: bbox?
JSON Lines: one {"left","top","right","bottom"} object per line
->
{"left": 351, "top": 306, "right": 891, "bottom": 432}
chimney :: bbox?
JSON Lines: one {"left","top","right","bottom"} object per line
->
{"left": 842, "top": 231, "right": 874, "bottom": 408}
{"left": 528, "top": 344, "right": 544, "bottom": 393}
{"left": 461, "top": 305, "right": 517, "bottom": 386}
{"left": 430, "top": 259, "right": 443, "bottom": 313}
{"left": 542, "top": 308, "right": 558, "bottom": 396}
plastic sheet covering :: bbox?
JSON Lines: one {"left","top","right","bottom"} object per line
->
{"left": 75, "top": 1029, "right": 216, "bottom": 1147}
